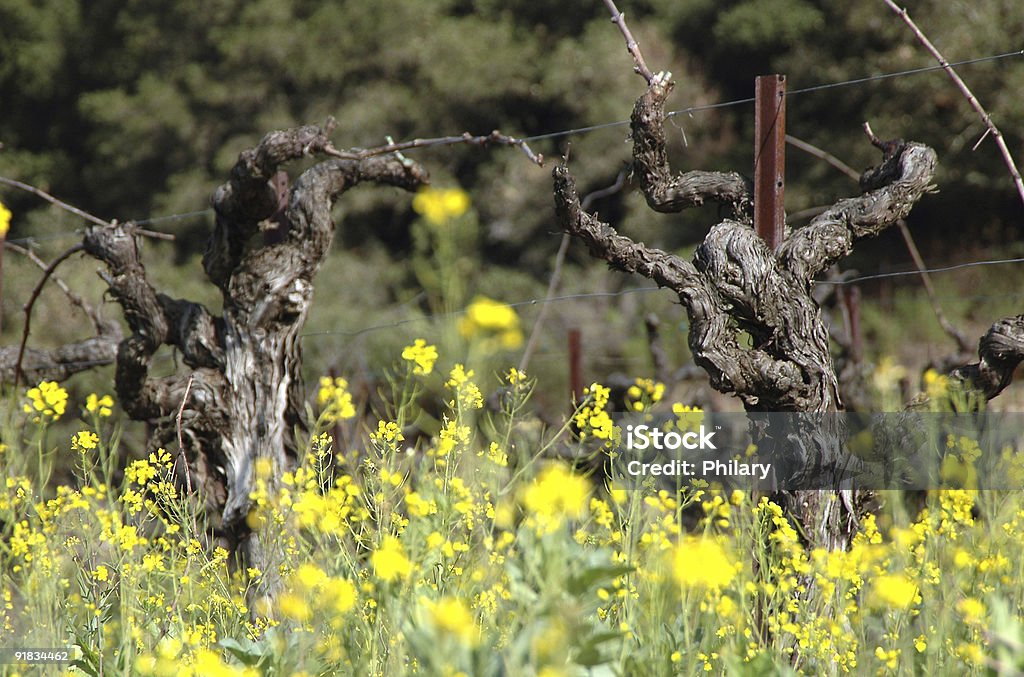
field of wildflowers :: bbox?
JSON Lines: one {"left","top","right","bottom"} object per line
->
{"left": 3, "top": 340, "right": 1024, "bottom": 676}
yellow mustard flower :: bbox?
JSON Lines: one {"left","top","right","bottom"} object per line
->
{"left": 446, "top": 364, "right": 483, "bottom": 410}
{"left": 868, "top": 574, "right": 918, "bottom": 610}
{"left": 521, "top": 464, "right": 589, "bottom": 534}
{"left": 328, "top": 577, "right": 358, "bottom": 614}
{"left": 506, "top": 368, "right": 527, "bottom": 385}
{"left": 672, "top": 536, "right": 737, "bottom": 590}
{"left": 957, "top": 597, "right": 985, "bottom": 625}
{"left": 874, "top": 647, "right": 900, "bottom": 670}
{"left": 371, "top": 420, "right": 404, "bottom": 445}
{"left": 23, "top": 380, "right": 68, "bottom": 423}
{"left": 0, "top": 200, "right": 10, "bottom": 238}
{"left": 458, "top": 296, "right": 523, "bottom": 351}
{"left": 425, "top": 596, "right": 478, "bottom": 646}
{"left": 923, "top": 368, "right": 950, "bottom": 400}
{"left": 372, "top": 536, "right": 413, "bottom": 582}
{"left": 401, "top": 338, "right": 438, "bottom": 376}
{"left": 316, "top": 376, "right": 356, "bottom": 424}
{"left": 574, "top": 383, "right": 614, "bottom": 441}
{"left": 412, "top": 186, "right": 470, "bottom": 225}
{"left": 72, "top": 431, "right": 99, "bottom": 453}
{"left": 86, "top": 393, "right": 114, "bottom": 417}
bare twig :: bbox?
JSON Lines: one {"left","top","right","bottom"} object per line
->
{"left": 518, "top": 235, "right": 570, "bottom": 374}
{"left": 580, "top": 169, "right": 629, "bottom": 213}
{"left": 133, "top": 225, "right": 176, "bottom": 241}
{"left": 789, "top": 205, "right": 829, "bottom": 222}
{"left": 0, "top": 176, "right": 109, "bottom": 228}
{"left": 4, "top": 241, "right": 105, "bottom": 333}
{"left": 602, "top": 0, "right": 654, "bottom": 83}
{"left": 882, "top": 0, "right": 1024, "bottom": 209}
{"left": 862, "top": 121, "right": 885, "bottom": 151}
{"left": 895, "top": 219, "right": 973, "bottom": 352}
{"left": 14, "top": 243, "right": 85, "bottom": 388}
{"left": 325, "top": 129, "right": 543, "bottom": 166}
{"left": 519, "top": 169, "right": 627, "bottom": 373}
{"left": 786, "top": 134, "right": 860, "bottom": 182}
{"left": 0, "top": 176, "right": 177, "bottom": 243}
{"left": 175, "top": 373, "right": 200, "bottom": 536}
{"left": 789, "top": 132, "right": 971, "bottom": 352}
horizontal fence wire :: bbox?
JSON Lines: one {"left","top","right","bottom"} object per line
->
{"left": 302, "top": 254, "right": 1024, "bottom": 340}
{"left": 4, "top": 47, "right": 1021, "bottom": 245}
{"left": 2, "top": 47, "right": 1022, "bottom": 368}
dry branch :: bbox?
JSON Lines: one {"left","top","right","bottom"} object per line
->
{"left": 951, "top": 315, "right": 1024, "bottom": 400}
{"left": 553, "top": 72, "right": 938, "bottom": 549}
{"left": 630, "top": 74, "right": 752, "bottom": 218}
{"left": 4, "top": 241, "right": 106, "bottom": 333}
{"left": 602, "top": 0, "right": 654, "bottom": 83}
{"left": 328, "top": 129, "right": 543, "bottom": 166}
{"left": 14, "top": 243, "right": 85, "bottom": 387}
{"left": 519, "top": 170, "right": 627, "bottom": 374}
{"left": 787, "top": 132, "right": 971, "bottom": 352}
{"left": 882, "top": 0, "right": 1024, "bottom": 209}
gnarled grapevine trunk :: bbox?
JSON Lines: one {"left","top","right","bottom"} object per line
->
{"left": 82, "top": 123, "right": 427, "bottom": 595}
{"left": 553, "top": 74, "right": 937, "bottom": 549}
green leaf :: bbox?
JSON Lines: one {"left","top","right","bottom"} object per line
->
{"left": 574, "top": 630, "right": 622, "bottom": 667}
{"left": 566, "top": 564, "right": 633, "bottom": 596}
{"left": 218, "top": 637, "right": 268, "bottom": 666}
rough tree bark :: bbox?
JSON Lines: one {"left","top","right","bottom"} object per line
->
{"left": 951, "top": 315, "right": 1024, "bottom": 400}
{"left": 553, "top": 73, "right": 938, "bottom": 549}
{"left": 78, "top": 123, "right": 427, "bottom": 594}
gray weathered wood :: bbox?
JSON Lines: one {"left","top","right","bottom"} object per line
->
{"left": 554, "top": 74, "right": 938, "bottom": 549}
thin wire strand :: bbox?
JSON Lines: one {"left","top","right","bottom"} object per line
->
{"left": 301, "top": 287, "right": 665, "bottom": 338}
{"left": 302, "top": 253, "right": 1024, "bottom": 340}
{"left": 4, "top": 49, "right": 1020, "bottom": 244}
{"left": 3, "top": 47, "right": 1021, "bottom": 355}
{"left": 134, "top": 209, "right": 212, "bottom": 226}
{"left": 26, "top": 279, "right": 1024, "bottom": 375}
{"left": 524, "top": 49, "right": 1024, "bottom": 144}
{"left": 815, "top": 256, "right": 1024, "bottom": 285}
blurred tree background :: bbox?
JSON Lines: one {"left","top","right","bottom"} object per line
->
{"left": 1, "top": 0, "right": 1022, "bottom": 424}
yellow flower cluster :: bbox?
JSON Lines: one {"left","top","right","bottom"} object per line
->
{"left": 316, "top": 376, "right": 356, "bottom": 424}
{"left": 626, "top": 378, "right": 665, "bottom": 412}
{"left": 23, "top": 380, "right": 68, "bottom": 422}
{"left": 372, "top": 536, "right": 413, "bottom": 582}
{"left": 72, "top": 430, "right": 99, "bottom": 453}
{"left": 401, "top": 338, "right": 439, "bottom": 376}
{"left": 574, "top": 382, "right": 614, "bottom": 441}
{"left": 868, "top": 574, "right": 918, "bottom": 609}
{"left": 86, "top": 392, "right": 114, "bottom": 417}
{"left": 371, "top": 420, "right": 405, "bottom": 446}
{"left": 0, "top": 200, "right": 10, "bottom": 238}
{"left": 278, "top": 562, "right": 357, "bottom": 624}
{"left": 521, "top": 464, "right": 589, "bottom": 535}
{"left": 446, "top": 363, "right": 483, "bottom": 410}
{"left": 458, "top": 296, "right": 524, "bottom": 351}
{"left": 412, "top": 186, "right": 471, "bottom": 225}
{"left": 672, "top": 536, "right": 737, "bottom": 590}
{"left": 423, "top": 595, "right": 478, "bottom": 646}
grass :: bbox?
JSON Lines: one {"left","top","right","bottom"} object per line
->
{"left": 3, "top": 351, "right": 1024, "bottom": 676}
{"left": 3, "top": 192, "right": 1024, "bottom": 675}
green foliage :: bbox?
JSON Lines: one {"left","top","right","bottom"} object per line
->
{"left": 713, "top": 0, "right": 824, "bottom": 51}
{"left": 3, "top": 371, "right": 1024, "bottom": 674}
